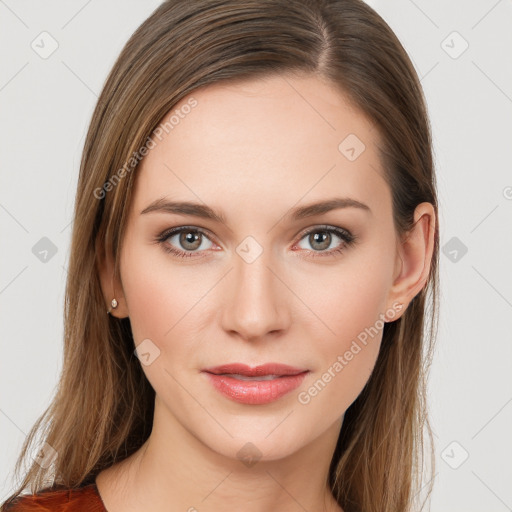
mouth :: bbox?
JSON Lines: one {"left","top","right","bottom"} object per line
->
{"left": 202, "top": 362, "right": 308, "bottom": 378}
{"left": 215, "top": 373, "right": 285, "bottom": 381}
{"left": 201, "top": 363, "right": 309, "bottom": 405}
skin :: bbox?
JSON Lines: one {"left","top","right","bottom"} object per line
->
{"left": 96, "top": 73, "right": 435, "bottom": 512}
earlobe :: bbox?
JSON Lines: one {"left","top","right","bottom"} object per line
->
{"left": 386, "top": 202, "right": 436, "bottom": 318}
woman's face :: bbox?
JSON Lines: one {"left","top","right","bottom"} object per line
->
{"left": 116, "top": 73, "right": 405, "bottom": 460}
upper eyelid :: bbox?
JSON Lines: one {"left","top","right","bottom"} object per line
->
{"left": 160, "top": 225, "right": 214, "bottom": 242}
{"left": 296, "top": 224, "right": 351, "bottom": 238}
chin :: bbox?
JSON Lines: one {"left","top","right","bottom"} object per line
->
{"left": 192, "top": 414, "right": 314, "bottom": 465}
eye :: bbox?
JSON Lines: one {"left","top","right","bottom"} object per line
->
{"left": 293, "top": 225, "right": 356, "bottom": 258}
{"left": 156, "top": 226, "right": 215, "bottom": 259}
{"left": 156, "top": 224, "right": 357, "bottom": 260}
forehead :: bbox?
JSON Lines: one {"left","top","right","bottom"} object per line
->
{"left": 133, "top": 73, "right": 390, "bottom": 221}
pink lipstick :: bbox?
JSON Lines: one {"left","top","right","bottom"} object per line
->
{"left": 202, "top": 363, "right": 309, "bottom": 405}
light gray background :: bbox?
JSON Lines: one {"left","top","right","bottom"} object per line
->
{"left": 1, "top": 1, "right": 511, "bottom": 510}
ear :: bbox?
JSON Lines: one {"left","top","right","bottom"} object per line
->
{"left": 386, "top": 202, "right": 436, "bottom": 320}
{"left": 95, "top": 234, "right": 129, "bottom": 319}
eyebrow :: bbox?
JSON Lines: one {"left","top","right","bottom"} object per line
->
{"left": 140, "top": 196, "right": 371, "bottom": 223}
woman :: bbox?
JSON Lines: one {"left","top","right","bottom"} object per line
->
{"left": 1, "top": 0, "right": 439, "bottom": 511}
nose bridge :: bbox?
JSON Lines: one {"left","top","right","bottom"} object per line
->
{"left": 221, "top": 239, "right": 289, "bottom": 340}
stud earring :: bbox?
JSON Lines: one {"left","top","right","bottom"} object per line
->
{"left": 107, "top": 298, "right": 118, "bottom": 315}
{"left": 395, "top": 303, "right": 403, "bottom": 311}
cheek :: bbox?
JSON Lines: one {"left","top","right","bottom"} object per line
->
{"left": 119, "top": 243, "right": 213, "bottom": 400}
{"left": 120, "top": 241, "right": 208, "bottom": 343}
{"left": 303, "top": 244, "right": 392, "bottom": 345}
{"left": 295, "top": 243, "right": 393, "bottom": 409}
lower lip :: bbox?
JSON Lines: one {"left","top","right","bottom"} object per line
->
{"left": 203, "top": 372, "right": 308, "bottom": 405}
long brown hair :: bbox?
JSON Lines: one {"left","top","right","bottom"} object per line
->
{"left": 2, "top": 1, "right": 439, "bottom": 511}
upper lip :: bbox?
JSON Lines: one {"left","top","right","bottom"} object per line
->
{"left": 202, "top": 363, "right": 308, "bottom": 377}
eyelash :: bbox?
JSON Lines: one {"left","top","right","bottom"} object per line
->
{"left": 155, "top": 225, "right": 357, "bottom": 260}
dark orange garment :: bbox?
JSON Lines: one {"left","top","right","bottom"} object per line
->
{"left": 2, "top": 483, "right": 108, "bottom": 511}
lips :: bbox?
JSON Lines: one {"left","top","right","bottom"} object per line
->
{"left": 202, "top": 362, "right": 307, "bottom": 377}
{"left": 202, "top": 363, "right": 309, "bottom": 405}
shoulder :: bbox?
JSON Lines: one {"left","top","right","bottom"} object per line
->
{"left": 2, "top": 483, "right": 107, "bottom": 512}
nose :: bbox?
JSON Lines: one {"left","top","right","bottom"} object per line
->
{"left": 220, "top": 247, "right": 291, "bottom": 342}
